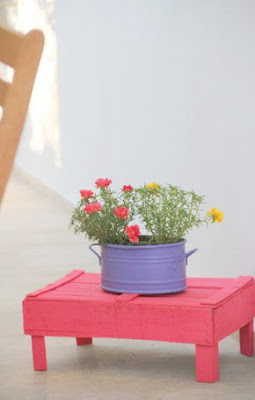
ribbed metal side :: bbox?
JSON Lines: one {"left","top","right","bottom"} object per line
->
{"left": 101, "top": 241, "right": 188, "bottom": 294}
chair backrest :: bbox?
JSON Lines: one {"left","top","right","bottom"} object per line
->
{"left": 0, "top": 26, "right": 44, "bottom": 203}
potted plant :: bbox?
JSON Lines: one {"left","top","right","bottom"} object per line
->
{"left": 70, "top": 178, "right": 223, "bottom": 294}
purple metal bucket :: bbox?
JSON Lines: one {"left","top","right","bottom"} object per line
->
{"left": 89, "top": 240, "right": 197, "bottom": 294}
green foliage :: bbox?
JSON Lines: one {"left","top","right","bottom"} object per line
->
{"left": 135, "top": 185, "right": 205, "bottom": 244}
{"left": 70, "top": 188, "right": 136, "bottom": 244}
{"left": 70, "top": 184, "right": 208, "bottom": 245}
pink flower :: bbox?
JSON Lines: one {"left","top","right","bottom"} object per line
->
{"left": 113, "top": 206, "right": 129, "bottom": 219}
{"left": 84, "top": 202, "right": 103, "bottom": 214}
{"left": 125, "top": 225, "right": 140, "bottom": 243}
{"left": 95, "top": 178, "right": 112, "bottom": 188}
{"left": 80, "top": 190, "right": 94, "bottom": 199}
{"left": 123, "top": 185, "right": 133, "bottom": 192}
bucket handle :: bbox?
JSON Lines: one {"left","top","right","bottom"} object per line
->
{"left": 185, "top": 248, "right": 198, "bottom": 264}
{"left": 89, "top": 243, "right": 197, "bottom": 267}
{"left": 89, "top": 243, "right": 101, "bottom": 265}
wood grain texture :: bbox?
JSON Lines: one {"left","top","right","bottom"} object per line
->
{"left": 23, "top": 271, "right": 255, "bottom": 381}
{"left": 0, "top": 27, "right": 44, "bottom": 203}
{"left": 23, "top": 299, "right": 214, "bottom": 344}
{"left": 26, "top": 270, "right": 84, "bottom": 298}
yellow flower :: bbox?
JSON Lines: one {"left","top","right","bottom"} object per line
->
{"left": 147, "top": 182, "right": 160, "bottom": 190}
{"left": 206, "top": 207, "right": 224, "bottom": 223}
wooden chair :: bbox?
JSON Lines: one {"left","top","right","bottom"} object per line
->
{"left": 0, "top": 26, "right": 44, "bottom": 203}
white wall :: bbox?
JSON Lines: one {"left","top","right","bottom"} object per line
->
{"left": 13, "top": 0, "right": 255, "bottom": 277}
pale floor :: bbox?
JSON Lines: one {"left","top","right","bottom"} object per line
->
{"left": 0, "top": 169, "right": 254, "bottom": 400}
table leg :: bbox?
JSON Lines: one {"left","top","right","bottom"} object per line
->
{"left": 76, "top": 337, "right": 93, "bottom": 346}
{"left": 195, "top": 344, "right": 219, "bottom": 383}
{"left": 240, "top": 320, "right": 254, "bottom": 357}
{"left": 31, "top": 336, "right": 47, "bottom": 371}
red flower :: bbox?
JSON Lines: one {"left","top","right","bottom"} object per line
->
{"left": 84, "top": 202, "right": 103, "bottom": 214}
{"left": 123, "top": 185, "right": 133, "bottom": 192}
{"left": 95, "top": 178, "right": 112, "bottom": 188}
{"left": 125, "top": 225, "right": 140, "bottom": 243}
{"left": 80, "top": 190, "right": 94, "bottom": 199}
{"left": 113, "top": 206, "right": 129, "bottom": 219}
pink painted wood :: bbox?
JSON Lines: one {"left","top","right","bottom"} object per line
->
{"left": 31, "top": 336, "right": 47, "bottom": 371}
{"left": 240, "top": 320, "right": 254, "bottom": 357}
{"left": 196, "top": 344, "right": 219, "bottom": 383}
{"left": 23, "top": 270, "right": 255, "bottom": 382}
{"left": 76, "top": 337, "right": 92, "bottom": 346}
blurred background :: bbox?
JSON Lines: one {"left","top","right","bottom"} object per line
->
{"left": 1, "top": 2, "right": 255, "bottom": 399}
{"left": 1, "top": 0, "right": 255, "bottom": 277}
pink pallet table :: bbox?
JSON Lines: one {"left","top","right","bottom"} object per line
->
{"left": 23, "top": 270, "right": 255, "bottom": 382}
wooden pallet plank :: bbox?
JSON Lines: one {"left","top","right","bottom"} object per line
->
{"left": 186, "top": 277, "right": 236, "bottom": 287}
{"left": 214, "top": 283, "right": 255, "bottom": 342}
{"left": 74, "top": 274, "right": 101, "bottom": 284}
{"left": 62, "top": 283, "right": 218, "bottom": 298}
{"left": 201, "top": 276, "right": 254, "bottom": 307}
{"left": 23, "top": 299, "right": 213, "bottom": 345}
{"left": 26, "top": 270, "right": 84, "bottom": 298}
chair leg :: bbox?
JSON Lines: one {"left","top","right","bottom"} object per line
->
{"left": 31, "top": 336, "right": 47, "bottom": 371}
{"left": 196, "top": 344, "right": 219, "bottom": 383}
{"left": 76, "top": 337, "right": 93, "bottom": 346}
{"left": 240, "top": 320, "right": 254, "bottom": 357}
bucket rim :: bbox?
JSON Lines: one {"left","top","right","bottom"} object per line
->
{"left": 101, "top": 239, "right": 186, "bottom": 250}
